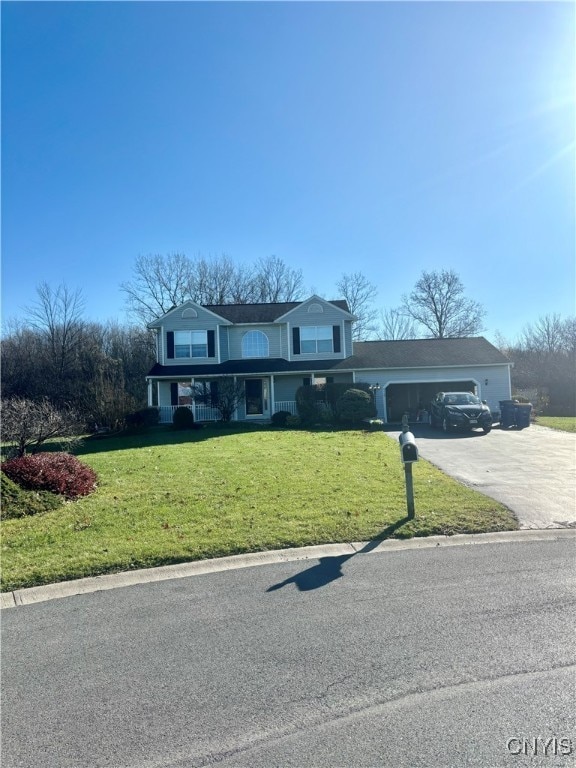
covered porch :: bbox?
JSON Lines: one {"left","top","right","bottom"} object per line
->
{"left": 147, "top": 371, "right": 353, "bottom": 423}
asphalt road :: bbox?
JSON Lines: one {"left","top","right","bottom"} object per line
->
{"left": 386, "top": 423, "right": 576, "bottom": 530}
{"left": 2, "top": 536, "right": 575, "bottom": 768}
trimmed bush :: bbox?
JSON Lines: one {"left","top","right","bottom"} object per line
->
{"left": 295, "top": 386, "right": 322, "bottom": 425}
{"left": 125, "top": 407, "right": 160, "bottom": 430}
{"left": 325, "top": 382, "right": 374, "bottom": 423}
{"left": 172, "top": 406, "right": 195, "bottom": 430}
{"left": 2, "top": 453, "right": 97, "bottom": 500}
{"left": 0, "top": 472, "right": 64, "bottom": 519}
{"left": 271, "top": 410, "right": 291, "bottom": 427}
{"left": 286, "top": 415, "right": 301, "bottom": 428}
{"left": 336, "top": 388, "right": 377, "bottom": 424}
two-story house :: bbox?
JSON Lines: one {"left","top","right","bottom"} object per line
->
{"left": 146, "top": 295, "right": 512, "bottom": 423}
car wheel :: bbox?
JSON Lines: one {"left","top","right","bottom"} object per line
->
{"left": 483, "top": 425, "right": 492, "bottom": 434}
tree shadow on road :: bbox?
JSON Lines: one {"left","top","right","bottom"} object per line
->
{"left": 266, "top": 516, "right": 411, "bottom": 593}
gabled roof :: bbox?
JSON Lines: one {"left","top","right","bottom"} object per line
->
{"left": 203, "top": 298, "right": 351, "bottom": 324}
{"left": 344, "top": 337, "right": 510, "bottom": 369}
{"left": 274, "top": 295, "right": 355, "bottom": 322}
{"left": 147, "top": 297, "right": 352, "bottom": 326}
{"left": 147, "top": 300, "right": 232, "bottom": 328}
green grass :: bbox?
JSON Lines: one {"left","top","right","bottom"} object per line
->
{"left": 1, "top": 426, "right": 518, "bottom": 592}
{"left": 535, "top": 416, "right": 576, "bottom": 433}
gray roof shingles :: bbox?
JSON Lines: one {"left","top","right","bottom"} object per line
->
{"left": 147, "top": 337, "right": 509, "bottom": 378}
{"left": 204, "top": 300, "right": 350, "bottom": 323}
{"left": 346, "top": 337, "right": 510, "bottom": 369}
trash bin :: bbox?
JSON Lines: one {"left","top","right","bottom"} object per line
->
{"left": 499, "top": 400, "right": 532, "bottom": 429}
{"left": 515, "top": 403, "right": 532, "bottom": 429}
{"left": 499, "top": 400, "right": 517, "bottom": 429}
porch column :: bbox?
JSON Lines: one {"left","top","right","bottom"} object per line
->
{"left": 191, "top": 378, "right": 195, "bottom": 421}
{"left": 270, "top": 375, "right": 275, "bottom": 415}
{"left": 233, "top": 376, "right": 238, "bottom": 421}
{"left": 147, "top": 379, "right": 153, "bottom": 407}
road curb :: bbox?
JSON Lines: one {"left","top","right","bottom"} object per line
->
{"left": 2, "top": 529, "right": 574, "bottom": 609}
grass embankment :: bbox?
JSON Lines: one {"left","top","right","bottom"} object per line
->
{"left": 1, "top": 426, "right": 518, "bottom": 591}
{"left": 535, "top": 416, "right": 576, "bottom": 433}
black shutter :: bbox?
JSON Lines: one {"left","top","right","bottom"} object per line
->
{"left": 170, "top": 382, "right": 179, "bottom": 406}
{"left": 293, "top": 327, "right": 301, "bottom": 355}
{"left": 209, "top": 381, "right": 219, "bottom": 405}
{"left": 167, "top": 331, "right": 175, "bottom": 359}
{"left": 207, "top": 330, "right": 215, "bottom": 357}
{"left": 333, "top": 325, "right": 341, "bottom": 353}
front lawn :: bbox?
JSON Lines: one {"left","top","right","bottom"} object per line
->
{"left": 1, "top": 426, "right": 518, "bottom": 591}
{"left": 535, "top": 416, "right": 576, "bottom": 433}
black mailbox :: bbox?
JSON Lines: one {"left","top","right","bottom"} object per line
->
{"left": 399, "top": 431, "right": 419, "bottom": 464}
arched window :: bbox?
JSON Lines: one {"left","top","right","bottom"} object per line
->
{"left": 242, "top": 330, "right": 269, "bottom": 358}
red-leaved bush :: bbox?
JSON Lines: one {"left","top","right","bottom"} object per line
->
{"left": 1, "top": 453, "right": 97, "bottom": 499}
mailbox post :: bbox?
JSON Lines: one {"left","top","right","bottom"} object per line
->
{"left": 399, "top": 417, "right": 418, "bottom": 519}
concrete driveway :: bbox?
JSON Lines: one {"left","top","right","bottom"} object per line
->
{"left": 387, "top": 423, "right": 576, "bottom": 530}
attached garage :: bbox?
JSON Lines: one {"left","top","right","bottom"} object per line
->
{"left": 343, "top": 337, "right": 512, "bottom": 424}
{"left": 385, "top": 380, "right": 477, "bottom": 423}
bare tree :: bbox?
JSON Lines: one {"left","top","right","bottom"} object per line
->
{"left": 336, "top": 272, "right": 378, "bottom": 340}
{"left": 120, "top": 253, "right": 194, "bottom": 324}
{"left": 27, "top": 282, "right": 86, "bottom": 380}
{"left": 193, "top": 377, "right": 245, "bottom": 423}
{"left": 253, "top": 255, "right": 305, "bottom": 303}
{"left": 521, "top": 313, "right": 567, "bottom": 355}
{"left": 121, "top": 253, "right": 306, "bottom": 323}
{"left": 376, "top": 307, "right": 417, "bottom": 340}
{"left": 1, "top": 397, "right": 83, "bottom": 457}
{"left": 401, "top": 269, "right": 485, "bottom": 338}
{"left": 497, "top": 314, "right": 575, "bottom": 414}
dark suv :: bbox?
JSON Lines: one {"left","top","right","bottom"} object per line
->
{"left": 430, "top": 392, "right": 492, "bottom": 434}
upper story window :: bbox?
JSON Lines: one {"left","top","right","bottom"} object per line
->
{"left": 175, "top": 330, "right": 208, "bottom": 358}
{"left": 242, "top": 330, "right": 269, "bottom": 358}
{"left": 301, "top": 326, "right": 333, "bottom": 354}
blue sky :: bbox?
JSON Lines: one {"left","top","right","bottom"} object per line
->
{"left": 2, "top": 1, "right": 574, "bottom": 343}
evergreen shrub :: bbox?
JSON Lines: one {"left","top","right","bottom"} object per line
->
{"left": 271, "top": 410, "right": 291, "bottom": 427}
{"left": 336, "top": 388, "right": 377, "bottom": 424}
{"left": 295, "top": 386, "right": 321, "bottom": 425}
{"left": 0, "top": 472, "right": 64, "bottom": 519}
{"left": 172, "top": 406, "right": 195, "bottom": 430}
{"left": 125, "top": 407, "right": 160, "bottom": 430}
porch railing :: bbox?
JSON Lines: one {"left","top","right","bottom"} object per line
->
{"left": 273, "top": 401, "right": 297, "bottom": 415}
{"left": 157, "top": 401, "right": 300, "bottom": 423}
{"left": 157, "top": 405, "right": 220, "bottom": 424}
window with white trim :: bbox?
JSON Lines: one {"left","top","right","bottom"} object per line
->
{"left": 175, "top": 330, "right": 208, "bottom": 358}
{"left": 242, "top": 330, "right": 269, "bottom": 358}
{"left": 300, "top": 326, "right": 333, "bottom": 354}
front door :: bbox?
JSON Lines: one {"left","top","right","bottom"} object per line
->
{"left": 245, "top": 379, "right": 269, "bottom": 417}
